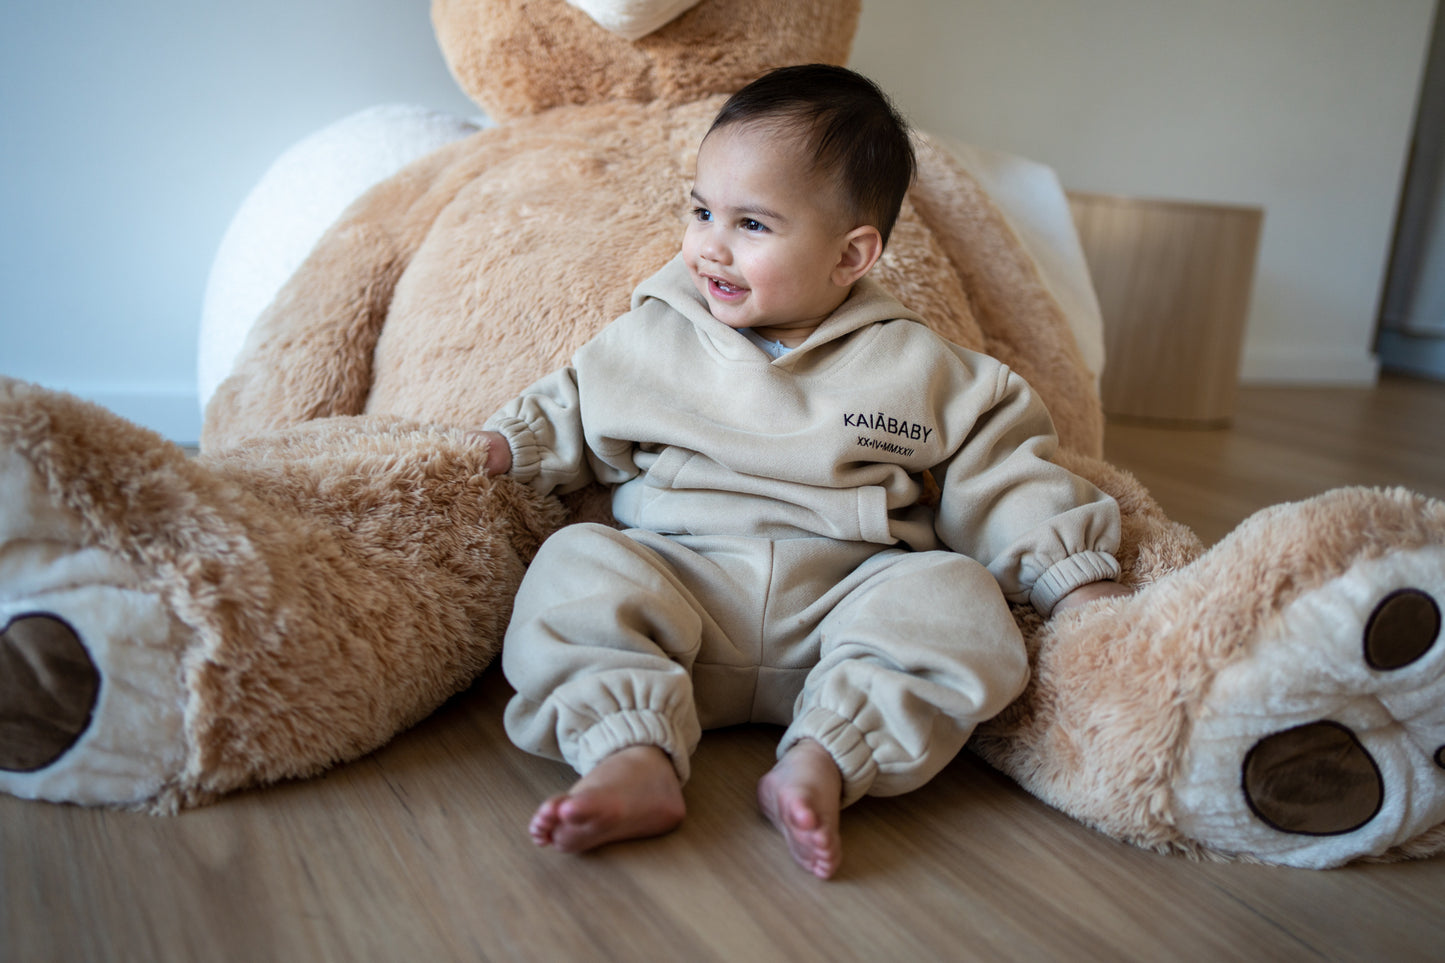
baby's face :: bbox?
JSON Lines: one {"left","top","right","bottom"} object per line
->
{"left": 682, "top": 122, "right": 858, "bottom": 346}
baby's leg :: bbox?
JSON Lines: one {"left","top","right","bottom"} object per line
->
{"left": 756, "top": 738, "right": 843, "bottom": 879}
{"left": 772, "top": 550, "right": 1029, "bottom": 861}
{"left": 503, "top": 524, "right": 710, "bottom": 850}
{"left": 530, "top": 744, "right": 685, "bottom": 852}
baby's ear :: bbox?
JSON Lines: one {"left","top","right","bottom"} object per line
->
{"left": 833, "top": 226, "right": 884, "bottom": 287}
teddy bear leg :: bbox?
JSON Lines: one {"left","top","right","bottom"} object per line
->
{"left": 0, "top": 377, "right": 568, "bottom": 812}
{"left": 0, "top": 434, "right": 191, "bottom": 808}
{"left": 1172, "top": 545, "right": 1445, "bottom": 868}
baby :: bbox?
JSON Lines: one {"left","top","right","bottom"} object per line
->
{"left": 474, "top": 64, "right": 1129, "bottom": 879}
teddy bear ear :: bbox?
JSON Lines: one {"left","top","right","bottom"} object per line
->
{"left": 564, "top": 0, "right": 702, "bottom": 40}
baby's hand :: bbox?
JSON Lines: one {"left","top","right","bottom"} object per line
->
{"left": 1051, "top": 580, "right": 1132, "bottom": 617}
{"left": 466, "top": 429, "right": 512, "bottom": 476}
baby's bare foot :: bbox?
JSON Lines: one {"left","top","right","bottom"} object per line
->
{"left": 757, "top": 738, "right": 844, "bottom": 879}
{"left": 529, "top": 744, "right": 685, "bottom": 853}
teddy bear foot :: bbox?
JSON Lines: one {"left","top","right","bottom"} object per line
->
{"left": 1172, "top": 545, "right": 1445, "bottom": 868}
{"left": 0, "top": 572, "right": 191, "bottom": 810}
{"left": 0, "top": 416, "right": 191, "bottom": 810}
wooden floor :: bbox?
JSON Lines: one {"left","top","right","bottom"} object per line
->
{"left": 5, "top": 375, "right": 1444, "bottom": 962}
{"left": 1103, "top": 373, "right": 1445, "bottom": 546}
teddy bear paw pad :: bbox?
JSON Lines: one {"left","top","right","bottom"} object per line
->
{"left": 1364, "top": 588, "right": 1440, "bottom": 671}
{"left": 1171, "top": 547, "right": 1445, "bottom": 868}
{"left": 0, "top": 614, "right": 100, "bottom": 771}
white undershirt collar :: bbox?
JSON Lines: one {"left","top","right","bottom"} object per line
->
{"left": 741, "top": 327, "right": 795, "bottom": 359}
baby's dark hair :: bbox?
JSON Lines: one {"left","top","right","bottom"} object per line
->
{"left": 707, "top": 64, "right": 916, "bottom": 247}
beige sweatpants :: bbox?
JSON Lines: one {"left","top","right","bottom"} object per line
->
{"left": 502, "top": 523, "right": 1030, "bottom": 805}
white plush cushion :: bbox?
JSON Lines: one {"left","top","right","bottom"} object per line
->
{"left": 938, "top": 138, "right": 1106, "bottom": 385}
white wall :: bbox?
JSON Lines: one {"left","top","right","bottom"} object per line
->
{"left": 1, "top": 1, "right": 1434, "bottom": 444}
{"left": 0, "top": 1, "right": 475, "bottom": 444}
{"left": 850, "top": 0, "right": 1436, "bottom": 386}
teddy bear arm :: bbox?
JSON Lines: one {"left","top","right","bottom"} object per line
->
{"left": 907, "top": 135, "right": 1105, "bottom": 460}
{"left": 202, "top": 140, "right": 479, "bottom": 451}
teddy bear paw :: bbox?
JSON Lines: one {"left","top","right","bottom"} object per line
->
{"left": 1172, "top": 546, "right": 1445, "bottom": 867}
{"left": 0, "top": 444, "right": 190, "bottom": 809}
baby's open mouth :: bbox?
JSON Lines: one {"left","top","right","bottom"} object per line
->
{"left": 708, "top": 276, "right": 746, "bottom": 297}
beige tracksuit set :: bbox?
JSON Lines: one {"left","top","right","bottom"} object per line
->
{"left": 486, "top": 256, "right": 1120, "bottom": 805}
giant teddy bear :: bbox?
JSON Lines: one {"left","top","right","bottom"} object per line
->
{"left": 1, "top": 0, "right": 1442, "bottom": 871}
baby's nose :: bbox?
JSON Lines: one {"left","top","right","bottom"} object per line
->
{"left": 705, "top": 237, "right": 731, "bottom": 263}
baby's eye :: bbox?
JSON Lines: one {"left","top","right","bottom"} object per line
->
{"left": 692, "top": 207, "right": 712, "bottom": 222}
{"left": 741, "top": 218, "right": 766, "bottom": 232}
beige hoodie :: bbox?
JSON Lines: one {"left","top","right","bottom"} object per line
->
{"left": 485, "top": 256, "right": 1120, "bottom": 614}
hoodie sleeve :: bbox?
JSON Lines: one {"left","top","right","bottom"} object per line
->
{"left": 933, "top": 363, "right": 1121, "bottom": 616}
{"left": 482, "top": 366, "right": 596, "bottom": 496}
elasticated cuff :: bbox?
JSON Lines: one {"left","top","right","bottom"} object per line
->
{"left": 482, "top": 414, "right": 544, "bottom": 486}
{"left": 1029, "top": 550, "right": 1122, "bottom": 616}
{"left": 779, "top": 707, "right": 878, "bottom": 808}
{"left": 574, "top": 709, "right": 692, "bottom": 785}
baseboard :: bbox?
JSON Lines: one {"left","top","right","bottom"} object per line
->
{"left": 39, "top": 381, "right": 203, "bottom": 446}
{"left": 1237, "top": 345, "right": 1380, "bottom": 385}
{"left": 1376, "top": 330, "right": 1445, "bottom": 382}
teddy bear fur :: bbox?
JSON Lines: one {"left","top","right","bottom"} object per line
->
{"left": 1, "top": 0, "right": 1441, "bottom": 869}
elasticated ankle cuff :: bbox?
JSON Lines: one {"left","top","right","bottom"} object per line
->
{"left": 779, "top": 706, "right": 877, "bottom": 807}
{"left": 574, "top": 709, "right": 692, "bottom": 784}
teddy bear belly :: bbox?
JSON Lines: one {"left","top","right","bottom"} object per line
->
{"left": 1171, "top": 545, "right": 1445, "bottom": 868}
